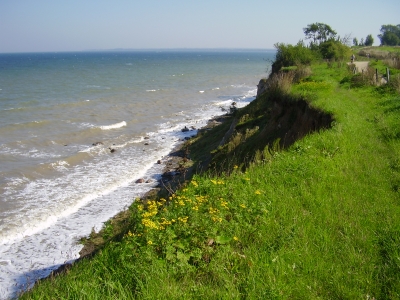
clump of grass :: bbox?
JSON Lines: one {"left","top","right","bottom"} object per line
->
{"left": 351, "top": 66, "right": 378, "bottom": 87}
{"left": 388, "top": 74, "right": 400, "bottom": 93}
{"left": 293, "top": 65, "right": 312, "bottom": 82}
{"left": 265, "top": 70, "right": 295, "bottom": 97}
{"left": 384, "top": 56, "right": 400, "bottom": 70}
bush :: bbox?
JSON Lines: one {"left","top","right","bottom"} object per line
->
{"left": 319, "top": 40, "right": 351, "bottom": 61}
{"left": 271, "top": 41, "right": 318, "bottom": 74}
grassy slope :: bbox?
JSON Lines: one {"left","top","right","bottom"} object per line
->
{"left": 21, "top": 62, "right": 400, "bottom": 299}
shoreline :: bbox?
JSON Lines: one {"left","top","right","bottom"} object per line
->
{"left": 23, "top": 113, "right": 235, "bottom": 290}
{"left": 74, "top": 114, "right": 231, "bottom": 260}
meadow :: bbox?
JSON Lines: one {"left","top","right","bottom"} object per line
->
{"left": 20, "top": 52, "right": 400, "bottom": 299}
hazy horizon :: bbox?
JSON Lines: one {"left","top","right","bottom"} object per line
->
{"left": 1, "top": 0, "right": 399, "bottom": 53}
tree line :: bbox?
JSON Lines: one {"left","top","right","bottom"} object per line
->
{"left": 353, "top": 24, "right": 400, "bottom": 47}
{"left": 271, "top": 22, "right": 400, "bottom": 74}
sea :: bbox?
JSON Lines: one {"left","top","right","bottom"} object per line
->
{"left": 0, "top": 49, "right": 274, "bottom": 299}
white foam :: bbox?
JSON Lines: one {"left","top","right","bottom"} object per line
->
{"left": 99, "top": 121, "right": 127, "bottom": 130}
{"left": 146, "top": 89, "right": 157, "bottom": 92}
{"left": 199, "top": 91, "right": 204, "bottom": 93}
{"left": 50, "top": 160, "right": 70, "bottom": 172}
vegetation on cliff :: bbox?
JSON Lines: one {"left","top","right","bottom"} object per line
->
{"left": 20, "top": 28, "right": 400, "bottom": 299}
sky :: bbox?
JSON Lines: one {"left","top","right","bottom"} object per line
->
{"left": 0, "top": 0, "right": 399, "bottom": 53}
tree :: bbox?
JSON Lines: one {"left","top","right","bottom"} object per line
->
{"left": 303, "top": 22, "right": 337, "bottom": 45}
{"left": 364, "top": 34, "right": 374, "bottom": 46}
{"left": 360, "top": 38, "right": 364, "bottom": 46}
{"left": 378, "top": 24, "right": 400, "bottom": 45}
{"left": 381, "top": 32, "right": 400, "bottom": 46}
{"left": 353, "top": 37, "right": 359, "bottom": 46}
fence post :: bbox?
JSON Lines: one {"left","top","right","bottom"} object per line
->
{"left": 387, "top": 67, "right": 390, "bottom": 83}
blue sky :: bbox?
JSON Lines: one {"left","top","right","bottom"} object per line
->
{"left": 1, "top": 0, "right": 399, "bottom": 53}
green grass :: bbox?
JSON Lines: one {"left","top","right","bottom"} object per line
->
{"left": 20, "top": 61, "right": 400, "bottom": 299}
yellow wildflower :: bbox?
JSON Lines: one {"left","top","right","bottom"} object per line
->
{"left": 209, "top": 207, "right": 219, "bottom": 214}
{"left": 192, "top": 181, "right": 198, "bottom": 187}
{"left": 142, "top": 218, "right": 159, "bottom": 229}
{"left": 211, "top": 216, "right": 223, "bottom": 223}
{"left": 147, "top": 240, "right": 153, "bottom": 245}
{"left": 255, "top": 190, "right": 261, "bottom": 195}
{"left": 178, "top": 216, "right": 188, "bottom": 223}
{"left": 220, "top": 200, "right": 229, "bottom": 209}
{"left": 240, "top": 204, "right": 246, "bottom": 209}
{"left": 233, "top": 236, "right": 239, "bottom": 241}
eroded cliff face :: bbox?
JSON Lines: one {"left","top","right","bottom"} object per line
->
{"left": 209, "top": 85, "right": 334, "bottom": 171}
{"left": 258, "top": 96, "right": 333, "bottom": 149}
{"left": 257, "top": 78, "right": 269, "bottom": 97}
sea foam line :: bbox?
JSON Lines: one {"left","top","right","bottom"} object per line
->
{"left": 99, "top": 121, "right": 127, "bottom": 130}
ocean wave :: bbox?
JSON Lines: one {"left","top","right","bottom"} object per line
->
{"left": 50, "top": 160, "right": 70, "bottom": 172}
{"left": 99, "top": 121, "right": 127, "bottom": 130}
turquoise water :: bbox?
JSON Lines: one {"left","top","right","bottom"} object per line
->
{"left": 0, "top": 49, "right": 274, "bottom": 298}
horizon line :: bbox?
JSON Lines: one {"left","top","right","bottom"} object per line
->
{"left": 0, "top": 47, "right": 276, "bottom": 55}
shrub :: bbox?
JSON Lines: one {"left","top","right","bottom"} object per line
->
{"left": 271, "top": 41, "right": 318, "bottom": 74}
{"left": 319, "top": 40, "right": 351, "bottom": 62}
